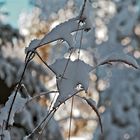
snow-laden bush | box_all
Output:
[0,0,140,140]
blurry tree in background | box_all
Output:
[0,0,140,140]
[92,0,140,140]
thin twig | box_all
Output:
[78,30,84,60]
[26,91,58,104]
[48,92,58,112]
[100,59,139,69]
[74,0,87,42]
[76,95,103,134]
[26,89,84,139]
[37,109,57,140]
[20,84,31,99]
[68,97,74,140]
[58,115,97,122]
[35,51,56,74]
[79,0,87,19]
[5,52,34,129]
[26,108,57,139]
[59,49,73,81]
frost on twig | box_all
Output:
[49,58,93,107]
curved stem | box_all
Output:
[5,52,34,129]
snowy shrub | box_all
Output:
[0,0,140,140]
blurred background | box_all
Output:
[0,0,140,140]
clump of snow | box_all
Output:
[0,92,27,126]
[50,58,93,107]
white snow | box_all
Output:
[0,92,27,126]
[50,58,93,107]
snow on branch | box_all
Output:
[25,1,92,54]
[97,52,140,69]
[0,92,28,127]
[49,58,93,108]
